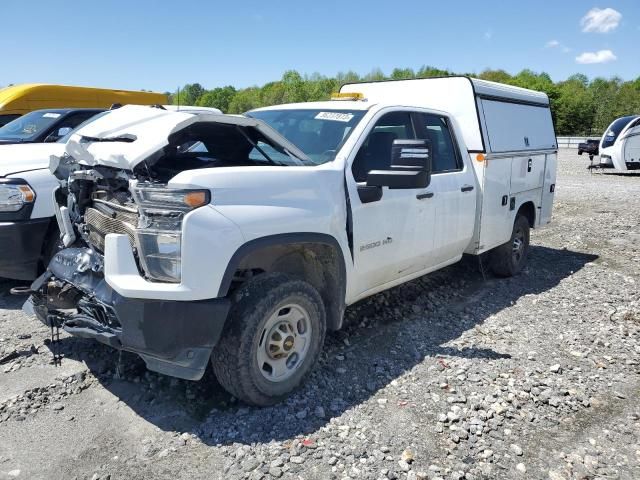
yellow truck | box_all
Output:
[0,84,168,126]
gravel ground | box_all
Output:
[0,149,639,480]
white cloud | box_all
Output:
[581,7,622,33]
[546,39,571,53]
[575,49,617,64]
[484,29,493,40]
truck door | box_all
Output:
[347,110,436,294]
[415,113,476,265]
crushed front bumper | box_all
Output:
[28,247,231,380]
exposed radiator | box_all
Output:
[85,204,137,252]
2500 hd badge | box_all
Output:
[360,237,393,252]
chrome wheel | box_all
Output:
[512,229,525,264]
[257,304,312,382]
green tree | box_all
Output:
[175,83,205,106]
[362,68,386,82]
[478,69,513,84]
[390,68,415,80]
[197,86,237,113]
[227,87,261,114]
[554,78,595,135]
[416,66,452,78]
[281,70,307,103]
[589,77,621,133]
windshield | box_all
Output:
[247,109,366,164]
[0,110,64,141]
[602,116,638,148]
[57,111,109,143]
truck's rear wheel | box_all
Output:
[211,273,326,406]
[490,214,530,277]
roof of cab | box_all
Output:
[250,100,375,112]
[24,108,105,115]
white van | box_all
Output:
[599,115,640,171]
[27,77,557,405]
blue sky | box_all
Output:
[3,0,638,92]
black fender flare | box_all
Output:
[218,233,348,329]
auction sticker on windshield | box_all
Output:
[315,112,354,122]
[42,113,61,118]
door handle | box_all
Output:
[461,185,474,192]
[416,192,434,200]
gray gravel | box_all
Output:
[0,149,639,480]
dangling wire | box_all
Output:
[115,350,123,380]
[478,253,487,282]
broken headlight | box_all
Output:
[132,185,210,283]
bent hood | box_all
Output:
[62,104,310,170]
[0,142,66,177]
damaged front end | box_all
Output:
[25,106,310,380]
[27,130,232,379]
[27,163,230,379]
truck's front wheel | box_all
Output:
[211,273,326,406]
[490,214,530,277]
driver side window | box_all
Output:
[351,111,416,182]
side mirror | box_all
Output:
[366,139,432,189]
[44,127,72,143]
[58,127,72,137]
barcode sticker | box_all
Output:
[315,112,354,122]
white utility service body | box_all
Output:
[598,115,640,171]
[28,78,557,405]
[341,77,557,260]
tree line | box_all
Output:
[173,67,640,137]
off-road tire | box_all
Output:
[211,273,326,406]
[491,214,530,277]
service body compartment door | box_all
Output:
[478,157,512,251]
[510,154,546,194]
[480,99,556,153]
[540,152,557,225]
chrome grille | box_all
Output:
[85,206,137,252]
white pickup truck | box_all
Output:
[26,77,557,406]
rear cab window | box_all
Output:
[417,113,462,173]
